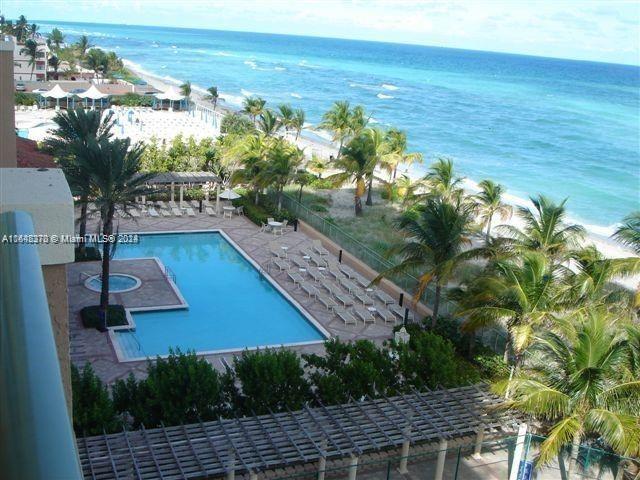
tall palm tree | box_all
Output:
[75,35,93,59]
[325,132,376,216]
[496,308,640,473]
[29,23,39,39]
[86,48,106,80]
[381,128,423,182]
[291,108,305,140]
[423,157,464,201]
[263,140,304,211]
[45,109,115,255]
[257,109,281,136]
[242,96,266,123]
[319,100,353,157]
[74,138,154,331]
[19,40,38,80]
[475,180,512,243]
[278,104,294,133]
[455,252,568,363]
[307,155,327,179]
[206,86,219,110]
[180,81,192,101]
[49,55,60,79]
[613,212,640,254]
[394,174,425,206]
[46,27,65,50]
[364,127,391,206]
[499,195,585,261]
[379,196,480,325]
[14,15,28,42]
[232,134,270,205]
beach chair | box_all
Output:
[306,267,324,283]
[205,206,217,216]
[129,208,141,218]
[317,294,338,311]
[270,246,285,258]
[354,291,374,306]
[335,307,357,325]
[312,240,329,256]
[277,220,288,235]
[172,207,183,217]
[290,256,307,268]
[185,207,196,217]
[390,304,413,322]
[287,271,304,285]
[354,307,375,324]
[354,274,372,289]
[375,306,396,324]
[235,206,245,216]
[338,277,358,294]
[301,282,319,298]
[273,259,289,272]
[160,209,172,217]
[327,264,343,280]
[147,207,160,217]
[374,289,396,305]
[339,264,356,278]
[332,291,354,307]
[310,254,328,268]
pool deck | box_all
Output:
[70,213,405,384]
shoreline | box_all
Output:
[105,61,640,265]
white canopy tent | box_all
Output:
[40,84,71,109]
[154,87,186,110]
[76,85,109,109]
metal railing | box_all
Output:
[0,211,83,479]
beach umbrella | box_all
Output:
[218,188,241,200]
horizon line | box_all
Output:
[30,17,640,69]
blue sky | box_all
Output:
[4,0,639,65]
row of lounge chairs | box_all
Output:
[85,200,243,219]
[272,239,414,326]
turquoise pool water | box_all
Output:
[111,232,325,359]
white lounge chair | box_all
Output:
[332,291,354,307]
[335,307,357,325]
[129,208,141,218]
[312,240,329,256]
[160,209,172,217]
[374,290,396,305]
[390,304,413,321]
[287,271,304,285]
[376,306,396,324]
[354,307,375,324]
[147,207,160,217]
[301,282,319,298]
[172,207,183,217]
[273,259,289,271]
[354,291,374,306]
[339,264,356,278]
[205,206,217,216]
[185,207,196,217]
[317,294,338,311]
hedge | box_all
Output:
[232,194,296,226]
[15,92,39,106]
[110,93,154,107]
[81,305,128,329]
[75,246,101,262]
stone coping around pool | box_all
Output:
[107,229,332,363]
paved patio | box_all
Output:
[70,212,405,384]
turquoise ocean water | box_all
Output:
[38,21,640,234]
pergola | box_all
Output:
[76,85,109,110]
[77,385,522,480]
[154,87,186,111]
[39,84,72,109]
[143,171,223,211]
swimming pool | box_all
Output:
[111,232,327,360]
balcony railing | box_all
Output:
[0,211,82,479]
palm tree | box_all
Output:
[394,174,425,206]
[45,109,115,255]
[423,157,464,201]
[19,40,38,80]
[86,48,106,80]
[307,155,327,178]
[243,96,266,123]
[475,180,512,243]
[349,105,369,137]
[278,104,294,133]
[257,109,281,136]
[379,196,480,325]
[499,195,585,261]
[180,81,192,101]
[325,133,376,216]
[206,86,219,110]
[29,23,39,39]
[49,55,60,79]
[496,308,640,473]
[363,127,391,206]
[291,108,305,140]
[232,134,270,205]
[294,170,316,202]
[75,35,92,59]
[74,138,154,331]
[381,128,423,181]
[263,140,304,211]
[46,27,65,50]
[319,100,353,157]
[455,252,568,363]
[14,15,28,42]
[613,212,640,254]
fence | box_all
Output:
[273,192,508,352]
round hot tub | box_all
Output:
[85,274,141,293]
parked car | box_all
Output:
[15,82,26,92]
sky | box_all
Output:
[3,0,640,65]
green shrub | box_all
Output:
[304,339,399,404]
[110,93,154,107]
[220,112,257,135]
[71,363,118,435]
[232,195,296,226]
[234,349,309,414]
[474,353,509,381]
[309,177,335,189]
[75,246,101,262]
[112,349,233,427]
[309,203,328,213]
[15,92,39,106]
[81,305,128,329]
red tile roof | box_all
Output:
[16,136,57,169]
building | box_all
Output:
[12,35,49,82]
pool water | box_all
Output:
[112,232,325,359]
[87,274,139,293]
[17,128,29,138]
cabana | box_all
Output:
[76,85,109,110]
[39,84,72,110]
[153,86,186,111]
[141,171,222,212]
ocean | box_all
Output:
[37,20,640,235]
